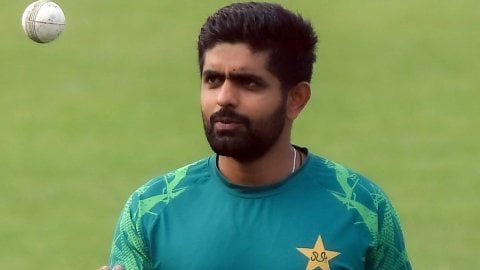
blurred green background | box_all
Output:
[1,0,478,269]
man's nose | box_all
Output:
[216,80,239,108]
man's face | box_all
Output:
[200,43,287,162]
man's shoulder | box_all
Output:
[113,157,213,229]
[132,156,212,200]
[307,152,388,206]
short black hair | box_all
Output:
[198,2,318,90]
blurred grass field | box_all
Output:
[1,0,479,269]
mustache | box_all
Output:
[210,108,250,125]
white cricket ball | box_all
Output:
[21,0,66,43]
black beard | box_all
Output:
[202,103,286,162]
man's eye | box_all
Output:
[240,78,264,90]
[244,80,258,89]
[205,76,223,88]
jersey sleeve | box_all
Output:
[108,192,152,270]
[365,192,412,270]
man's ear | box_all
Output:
[286,82,311,120]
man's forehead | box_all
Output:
[203,43,270,73]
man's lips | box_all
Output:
[213,117,245,131]
[215,122,242,130]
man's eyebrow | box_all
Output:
[228,72,268,86]
[202,70,224,78]
[202,69,268,86]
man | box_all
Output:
[101,2,411,269]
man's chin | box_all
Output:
[209,141,268,162]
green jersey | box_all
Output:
[108,149,411,269]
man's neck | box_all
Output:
[217,142,298,187]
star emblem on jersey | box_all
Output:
[297,235,340,270]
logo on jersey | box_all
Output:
[297,235,340,270]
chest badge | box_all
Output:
[297,235,340,270]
